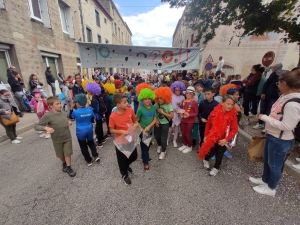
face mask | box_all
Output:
[1,96,10,102]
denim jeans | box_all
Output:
[139,133,150,165]
[262,134,293,189]
[14,91,30,111]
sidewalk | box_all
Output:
[0,113,38,142]
[238,115,300,180]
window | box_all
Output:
[0,47,11,84]
[86,26,92,42]
[105,39,109,44]
[58,1,75,38]
[190,34,194,47]
[95,10,100,26]
[28,0,51,28]
[42,53,59,80]
[121,32,123,42]
[118,27,120,39]
[97,34,101,43]
[59,4,68,33]
[104,18,107,24]
[114,23,117,35]
[28,0,42,21]
[0,0,5,9]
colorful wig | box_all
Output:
[82,79,93,91]
[154,87,172,104]
[86,82,101,96]
[136,82,152,95]
[170,81,186,94]
[220,84,237,97]
[114,79,121,88]
[138,89,155,102]
[103,83,116,94]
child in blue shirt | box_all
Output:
[72,94,100,166]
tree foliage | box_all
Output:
[162,0,300,44]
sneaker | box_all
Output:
[39,133,46,138]
[156,146,162,154]
[12,140,21,144]
[249,112,253,117]
[245,119,250,126]
[97,143,104,148]
[95,157,100,162]
[123,176,131,185]
[209,168,219,176]
[167,140,169,146]
[292,163,300,170]
[45,133,51,139]
[37,131,43,134]
[16,136,23,140]
[144,164,149,170]
[203,160,210,170]
[261,129,266,134]
[62,163,68,172]
[66,168,76,177]
[178,145,187,151]
[296,158,300,162]
[253,185,276,196]
[18,113,24,117]
[224,151,232,159]
[104,134,111,139]
[182,147,192,154]
[173,141,178,148]
[249,177,267,186]
[87,162,93,167]
[159,152,166,160]
[128,167,133,173]
[253,123,264,130]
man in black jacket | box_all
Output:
[45,67,56,96]
[7,67,31,112]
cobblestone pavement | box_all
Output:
[0,125,300,225]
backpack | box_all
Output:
[98,97,107,114]
[279,98,300,142]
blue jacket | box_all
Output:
[71,107,94,141]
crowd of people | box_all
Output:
[1,59,300,196]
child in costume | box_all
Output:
[199,95,238,176]
[168,81,186,148]
[153,87,174,160]
[136,89,157,170]
[33,93,50,139]
[178,86,199,154]
[86,82,106,147]
[72,94,100,166]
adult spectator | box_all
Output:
[182,70,190,81]
[190,71,201,86]
[45,67,56,96]
[57,73,64,92]
[29,74,47,98]
[176,73,183,81]
[230,75,243,89]
[242,64,263,125]
[215,56,224,75]
[220,72,226,85]
[203,75,214,87]
[72,74,85,96]
[211,76,221,95]
[7,68,31,112]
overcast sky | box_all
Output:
[114,0,184,47]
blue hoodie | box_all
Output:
[72,107,94,141]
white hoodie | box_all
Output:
[261,93,300,140]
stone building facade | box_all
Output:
[173,12,299,79]
[0,0,132,96]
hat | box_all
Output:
[270,63,283,69]
[186,86,195,93]
[73,93,87,107]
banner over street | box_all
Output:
[77,42,200,70]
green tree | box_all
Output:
[162,0,300,44]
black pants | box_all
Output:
[205,143,227,169]
[243,93,258,116]
[78,139,98,163]
[95,119,104,143]
[115,147,137,177]
[154,123,169,152]
[199,126,205,147]
[105,112,111,135]
[258,97,278,124]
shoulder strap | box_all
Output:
[279,98,300,139]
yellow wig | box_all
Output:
[82,79,93,91]
[154,87,172,104]
[103,82,116,94]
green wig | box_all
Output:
[138,88,155,102]
[73,93,87,107]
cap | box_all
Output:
[270,63,283,69]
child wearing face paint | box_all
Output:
[199,95,238,177]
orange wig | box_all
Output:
[154,87,172,104]
[136,82,152,95]
[220,84,237,97]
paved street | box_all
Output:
[0,125,300,225]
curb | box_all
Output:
[0,122,36,143]
[238,128,300,181]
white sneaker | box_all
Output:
[37,131,43,134]
[203,160,210,170]
[12,140,21,144]
[87,162,93,167]
[296,158,300,162]
[249,112,253,117]
[253,123,264,129]
[159,152,166,160]
[16,136,23,140]
[253,185,276,196]
[167,140,169,146]
[245,119,250,125]
[178,145,187,151]
[39,133,46,138]
[209,168,219,176]
[182,147,192,154]
[45,133,51,139]
[292,163,300,170]
[249,177,267,186]
[156,146,162,154]
[173,141,178,148]
[261,129,266,134]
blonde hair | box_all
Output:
[47,96,61,106]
